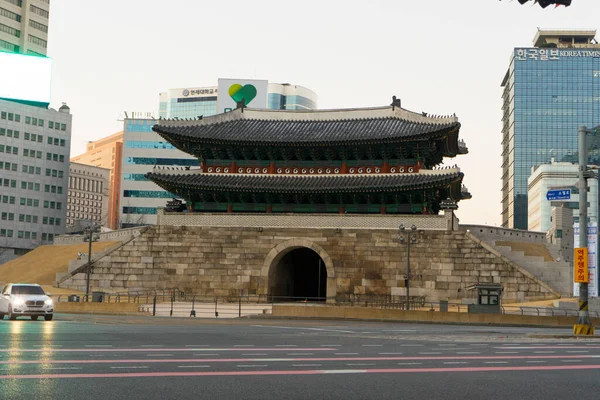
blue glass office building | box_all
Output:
[501,30,600,229]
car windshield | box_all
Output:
[11,286,45,295]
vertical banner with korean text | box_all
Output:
[573,223,598,297]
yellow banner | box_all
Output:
[574,247,589,283]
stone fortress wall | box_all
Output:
[58,221,559,303]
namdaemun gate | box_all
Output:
[147,99,471,214]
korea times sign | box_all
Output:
[574,223,598,297]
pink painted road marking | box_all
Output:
[0,347,336,353]
[1,364,600,380]
[1,355,599,365]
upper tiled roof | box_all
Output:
[152,106,461,145]
[146,169,466,195]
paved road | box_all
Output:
[0,314,599,399]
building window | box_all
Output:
[0,22,20,38]
[0,7,21,23]
[0,39,19,52]
[29,4,49,19]
[29,19,48,34]
[28,34,47,48]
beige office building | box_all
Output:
[0,0,50,56]
[71,131,123,229]
[67,162,109,230]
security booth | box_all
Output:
[466,283,503,314]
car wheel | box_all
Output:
[31,316,38,321]
[7,305,16,321]
[44,315,53,321]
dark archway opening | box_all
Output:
[269,248,327,302]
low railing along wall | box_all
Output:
[461,224,547,244]
[54,226,146,245]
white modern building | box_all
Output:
[0,99,72,263]
[158,81,318,119]
[66,162,109,231]
[528,160,598,232]
[0,0,50,56]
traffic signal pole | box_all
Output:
[574,125,594,335]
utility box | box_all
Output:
[439,300,449,312]
[466,283,503,314]
[68,295,80,302]
[92,291,105,303]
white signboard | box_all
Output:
[0,52,52,104]
[515,48,600,62]
[216,78,268,114]
[574,223,598,297]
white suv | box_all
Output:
[0,284,54,321]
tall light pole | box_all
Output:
[398,224,417,311]
[83,224,100,301]
[574,125,599,335]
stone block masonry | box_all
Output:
[59,225,560,302]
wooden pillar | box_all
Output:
[227,204,233,213]
[230,161,237,173]
[380,205,386,214]
[341,161,348,174]
[339,205,345,214]
[200,161,206,171]
[268,161,276,174]
[266,204,272,213]
[382,161,390,173]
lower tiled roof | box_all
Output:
[146,171,465,195]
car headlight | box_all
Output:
[13,298,25,307]
[45,299,53,306]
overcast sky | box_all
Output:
[45,0,600,226]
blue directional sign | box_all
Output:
[546,189,571,201]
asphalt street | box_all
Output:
[0,314,599,399]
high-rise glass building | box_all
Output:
[0,0,50,56]
[159,82,317,119]
[501,29,600,229]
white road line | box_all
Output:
[401,344,423,347]
[456,352,480,354]
[526,361,546,364]
[484,361,509,364]
[335,353,358,355]
[346,363,376,366]
[177,365,211,368]
[242,353,267,356]
[146,354,172,357]
[561,360,583,363]
[292,364,322,367]
[236,365,268,368]
[250,325,354,333]
[362,345,383,347]
[111,366,149,369]
[397,362,422,366]
[88,355,105,357]
[567,351,589,353]
[379,353,403,355]
[443,362,469,365]
[419,352,442,355]
[287,353,313,356]
[193,354,220,356]
[534,351,555,354]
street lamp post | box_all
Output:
[398,224,417,311]
[574,125,599,336]
[83,224,100,301]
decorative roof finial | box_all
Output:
[391,96,401,110]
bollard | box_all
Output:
[152,296,157,316]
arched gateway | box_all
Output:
[261,239,336,302]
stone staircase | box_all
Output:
[490,241,571,296]
[139,302,272,318]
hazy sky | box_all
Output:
[45,0,600,226]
